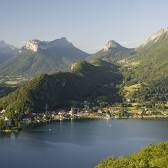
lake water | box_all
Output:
[0,119,168,168]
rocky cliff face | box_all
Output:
[0,37,88,76]
[103,40,120,51]
[23,40,42,52]
[23,37,74,52]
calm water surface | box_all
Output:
[0,119,168,168]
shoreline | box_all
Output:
[1,115,168,134]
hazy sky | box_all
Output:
[0,0,168,53]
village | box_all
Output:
[1,102,168,133]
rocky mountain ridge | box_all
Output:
[22,37,73,52]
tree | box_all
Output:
[0,118,5,130]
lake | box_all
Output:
[0,119,168,168]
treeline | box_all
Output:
[95,141,168,168]
[131,78,168,103]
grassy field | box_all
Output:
[123,83,141,98]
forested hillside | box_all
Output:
[95,141,168,168]
[0,60,122,117]
[117,28,168,103]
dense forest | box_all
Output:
[0,60,122,118]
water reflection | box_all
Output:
[10,132,16,142]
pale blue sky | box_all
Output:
[0,0,168,53]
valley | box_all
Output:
[1,28,168,132]
[1,1,168,168]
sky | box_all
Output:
[0,0,168,53]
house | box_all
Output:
[4,116,12,126]
[21,113,36,124]
[105,112,111,119]
[22,118,32,124]
[97,109,103,114]
[69,107,79,115]
[0,109,5,114]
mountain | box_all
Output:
[140,28,168,48]
[128,27,168,82]
[0,41,18,64]
[1,28,168,105]
[0,37,89,77]
[120,28,168,102]
[88,40,135,62]
[0,60,122,115]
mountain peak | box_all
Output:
[142,27,168,46]
[60,37,67,40]
[0,40,17,51]
[0,40,12,49]
[23,37,73,52]
[103,40,120,51]
[50,37,73,48]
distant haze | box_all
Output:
[0,0,168,53]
